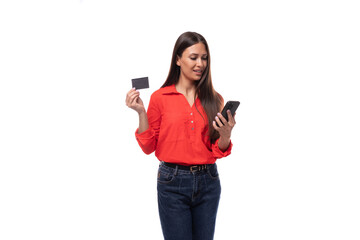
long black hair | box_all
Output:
[161,32,222,143]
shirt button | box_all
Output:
[191,121,194,123]
[191,128,194,130]
[190,113,193,115]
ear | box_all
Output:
[176,55,181,67]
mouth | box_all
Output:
[193,69,203,76]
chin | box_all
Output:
[193,75,202,81]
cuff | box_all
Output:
[135,128,156,155]
[212,138,233,158]
[135,127,153,140]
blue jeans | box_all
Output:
[157,162,221,240]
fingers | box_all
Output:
[126,94,136,107]
[212,120,221,131]
[214,114,224,128]
[126,88,140,107]
[227,110,236,125]
[213,110,236,130]
[216,112,228,126]
[126,88,137,99]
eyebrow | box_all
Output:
[189,53,208,56]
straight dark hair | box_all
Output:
[161,32,222,143]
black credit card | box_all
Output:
[131,77,149,90]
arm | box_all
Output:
[126,88,148,130]
[138,110,149,134]
[218,135,231,152]
[126,88,161,154]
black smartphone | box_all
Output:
[216,101,240,126]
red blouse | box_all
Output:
[135,85,232,166]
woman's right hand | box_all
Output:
[126,88,145,114]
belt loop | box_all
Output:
[174,165,178,176]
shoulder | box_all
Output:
[151,85,177,99]
[149,85,176,107]
[150,88,162,99]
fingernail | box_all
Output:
[215,116,218,120]
[217,113,221,116]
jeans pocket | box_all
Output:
[207,164,219,180]
[157,169,175,184]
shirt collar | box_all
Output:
[160,84,180,95]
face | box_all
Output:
[176,42,208,82]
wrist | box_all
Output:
[219,136,230,144]
[137,108,146,115]
[220,132,231,140]
[218,136,231,151]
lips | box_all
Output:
[194,69,203,76]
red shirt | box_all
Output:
[135,85,232,166]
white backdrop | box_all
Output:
[1,0,359,239]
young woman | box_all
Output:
[126,31,236,240]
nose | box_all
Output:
[196,58,205,67]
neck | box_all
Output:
[176,76,197,96]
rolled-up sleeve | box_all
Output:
[135,128,157,154]
[212,138,233,159]
[134,93,161,155]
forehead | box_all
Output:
[183,42,207,55]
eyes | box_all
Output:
[190,56,208,61]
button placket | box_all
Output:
[189,111,195,142]
[190,112,194,130]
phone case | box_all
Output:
[216,101,240,127]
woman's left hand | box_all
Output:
[213,110,236,139]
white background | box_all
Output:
[1,0,359,239]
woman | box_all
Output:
[126,32,236,240]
